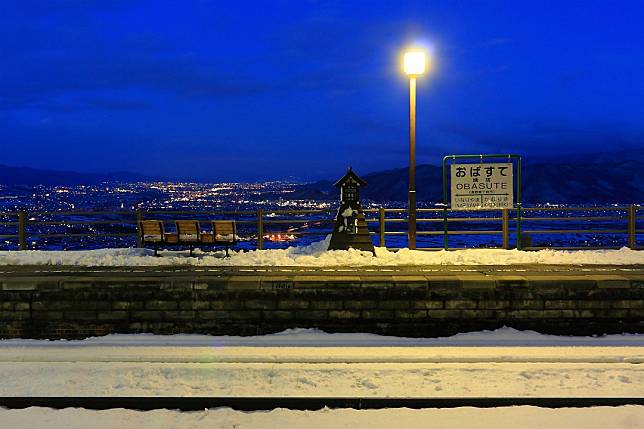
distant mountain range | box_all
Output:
[2,149,643,203]
[0,164,155,186]
[291,159,644,204]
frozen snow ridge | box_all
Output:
[1,236,642,267]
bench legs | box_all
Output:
[146,243,233,258]
[142,243,160,257]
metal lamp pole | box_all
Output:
[408,75,417,249]
[403,50,426,250]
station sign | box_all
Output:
[450,163,513,209]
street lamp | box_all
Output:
[403,50,428,250]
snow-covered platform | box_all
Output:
[1,240,643,267]
[1,262,643,291]
[1,236,642,338]
[2,261,643,295]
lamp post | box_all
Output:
[403,50,427,250]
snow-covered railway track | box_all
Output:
[1,396,644,411]
[1,343,642,398]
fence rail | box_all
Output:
[0,205,641,251]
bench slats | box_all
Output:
[176,220,200,235]
[140,219,237,256]
[140,220,163,235]
[212,221,236,241]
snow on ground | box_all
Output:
[1,237,643,266]
[2,360,642,397]
[1,405,643,429]
[2,326,644,347]
[1,328,642,397]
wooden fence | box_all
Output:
[0,205,641,251]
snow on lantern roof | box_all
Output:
[333,167,368,188]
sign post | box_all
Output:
[442,155,522,250]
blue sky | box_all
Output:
[1,0,643,181]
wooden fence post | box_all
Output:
[443,207,449,250]
[135,209,143,248]
[502,208,510,249]
[257,209,264,250]
[628,204,637,249]
[378,207,385,247]
[18,210,27,250]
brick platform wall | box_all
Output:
[1,274,643,339]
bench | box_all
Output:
[139,220,237,256]
[201,220,238,256]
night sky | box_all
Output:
[2,1,643,181]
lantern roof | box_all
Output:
[334,167,368,188]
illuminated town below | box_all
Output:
[0,182,635,251]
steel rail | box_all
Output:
[0,396,641,411]
[522,206,626,211]
[36,211,134,216]
[522,229,628,234]
[30,233,138,238]
[28,220,137,225]
[417,230,503,235]
[262,219,334,224]
[521,216,625,221]
[144,210,256,215]
[524,246,625,250]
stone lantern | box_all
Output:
[328,168,375,254]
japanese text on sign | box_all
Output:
[450,163,513,209]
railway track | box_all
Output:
[1,397,643,411]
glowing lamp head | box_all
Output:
[403,51,427,76]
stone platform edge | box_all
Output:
[1,268,643,338]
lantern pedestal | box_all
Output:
[328,168,375,254]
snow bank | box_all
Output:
[2,406,643,429]
[2,327,644,348]
[1,237,642,266]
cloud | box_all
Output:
[482,37,513,46]
[0,4,286,112]
[81,97,151,111]
[432,119,644,155]
[559,72,578,83]
[0,3,409,112]
[0,47,282,112]
[5,0,131,17]
[339,115,401,135]
[269,13,413,92]
[0,92,153,113]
